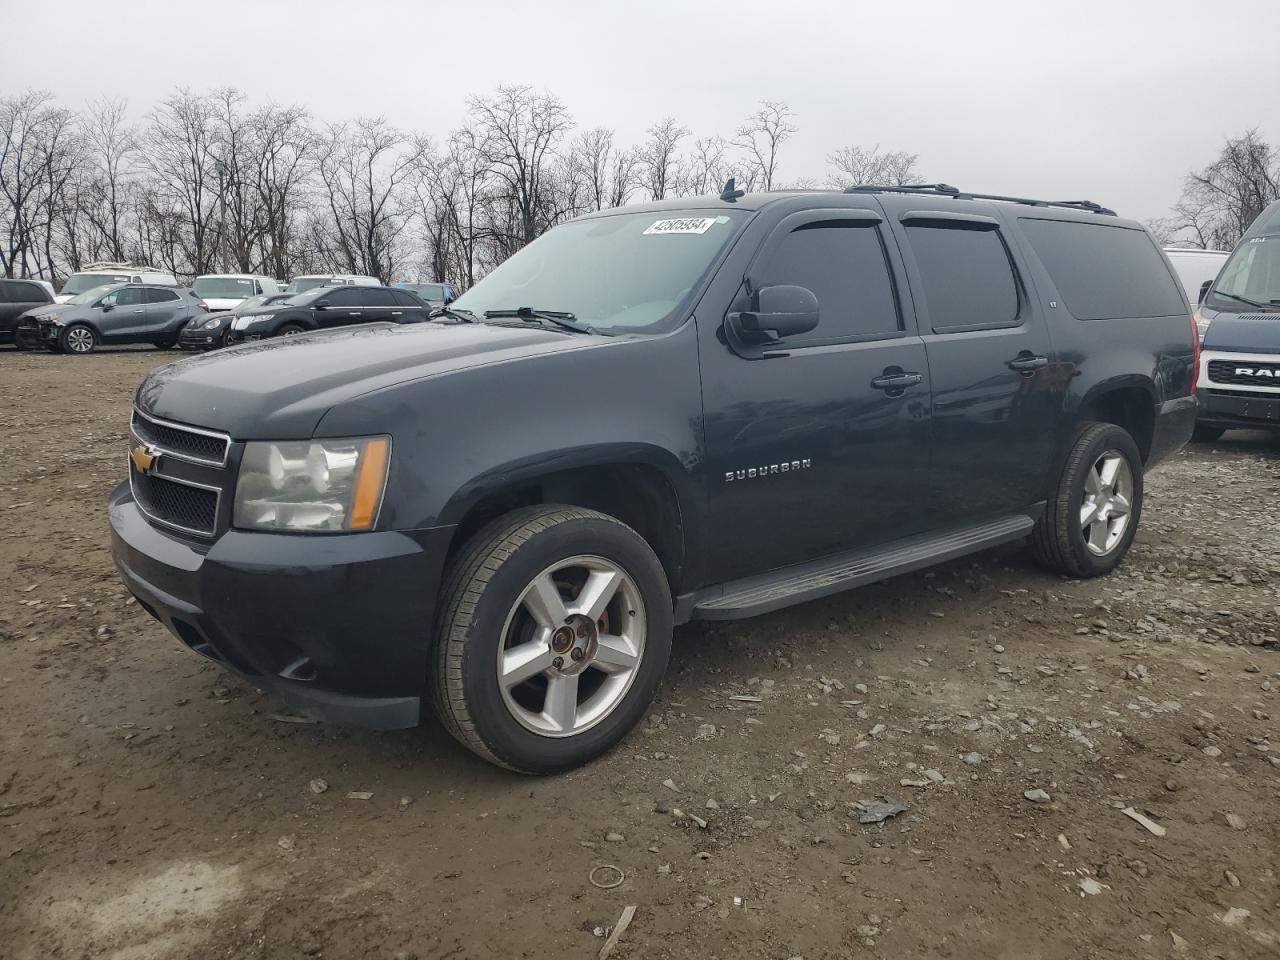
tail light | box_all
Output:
[1188,313,1200,395]
[197,300,210,312]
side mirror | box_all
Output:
[100,303,114,312]
[443,288,457,305]
[1198,280,1211,305]
[728,284,820,343]
[314,299,330,310]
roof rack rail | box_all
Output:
[843,183,1116,217]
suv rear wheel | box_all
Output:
[1031,422,1143,578]
[434,506,672,773]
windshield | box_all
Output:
[1166,252,1228,302]
[194,276,256,299]
[452,209,748,333]
[1207,236,1280,312]
[231,294,272,312]
[285,276,333,294]
[67,284,119,305]
[403,283,445,301]
[62,273,130,295]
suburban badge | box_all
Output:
[725,459,812,482]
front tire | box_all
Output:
[278,323,305,337]
[433,506,673,774]
[1031,422,1143,578]
[59,323,98,354]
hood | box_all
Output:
[134,321,606,439]
[1201,312,1280,354]
[202,297,245,310]
[22,303,67,319]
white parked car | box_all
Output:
[56,262,177,303]
[1164,248,1230,305]
[191,274,283,312]
[284,274,380,295]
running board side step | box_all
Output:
[684,514,1035,621]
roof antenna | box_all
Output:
[720,177,745,202]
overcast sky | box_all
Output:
[6,0,1279,225]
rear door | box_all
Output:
[142,287,185,336]
[702,201,935,581]
[391,288,429,321]
[363,287,401,323]
[882,198,1063,520]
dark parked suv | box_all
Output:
[109,184,1198,773]
[18,282,207,353]
[0,278,54,345]
[224,284,431,343]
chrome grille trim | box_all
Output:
[131,408,231,467]
[128,461,222,538]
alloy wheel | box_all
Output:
[1080,450,1133,556]
[496,555,646,737]
[66,327,95,353]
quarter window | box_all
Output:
[905,223,1020,332]
[757,221,901,344]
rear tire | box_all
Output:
[1030,422,1143,578]
[433,505,673,774]
[278,323,305,337]
[59,323,98,355]
[1191,424,1224,443]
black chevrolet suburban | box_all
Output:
[109,184,1199,773]
[1191,198,1280,440]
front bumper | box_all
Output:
[1198,388,1280,430]
[108,482,454,729]
[178,329,226,350]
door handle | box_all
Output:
[871,372,923,391]
[1008,354,1048,374]
[390,311,403,316]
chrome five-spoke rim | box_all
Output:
[66,327,94,352]
[497,555,646,737]
[1081,450,1133,556]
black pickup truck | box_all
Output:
[109,184,1198,773]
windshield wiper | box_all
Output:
[432,306,480,323]
[483,307,598,335]
[1212,290,1275,310]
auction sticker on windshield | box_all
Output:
[643,217,719,236]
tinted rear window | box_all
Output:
[1019,219,1186,320]
[904,224,1020,331]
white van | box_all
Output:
[1163,248,1230,304]
[192,274,283,312]
[284,274,380,295]
[56,262,178,303]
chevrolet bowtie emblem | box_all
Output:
[131,444,159,474]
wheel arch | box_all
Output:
[439,444,695,595]
[1076,376,1157,463]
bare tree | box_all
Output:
[248,103,315,281]
[566,127,619,212]
[686,136,729,197]
[639,118,689,201]
[1171,130,1280,249]
[734,101,796,192]
[0,91,78,277]
[466,86,573,250]
[142,90,222,276]
[826,145,923,188]
[80,96,137,264]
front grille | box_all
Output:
[132,409,229,465]
[129,409,231,538]
[1207,387,1275,399]
[1207,359,1280,387]
[131,467,219,536]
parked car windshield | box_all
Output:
[402,283,445,301]
[62,273,131,295]
[285,277,333,294]
[194,276,257,299]
[452,209,748,334]
[66,284,119,305]
[1206,236,1280,312]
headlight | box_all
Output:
[1193,310,1210,342]
[201,316,224,329]
[233,436,391,533]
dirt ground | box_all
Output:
[1,346,1277,960]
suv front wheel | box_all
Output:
[1031,421,1144,578]
[433,506,673,773]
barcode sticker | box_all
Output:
[643,217,718,236]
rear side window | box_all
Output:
[144,288,180,303]
[323,287,363,306]
[5,280,46,302]
[757,221,901,344]
[1019,219,1187,320]
[904,224,1020,332]
[364,288,397,307]
[392,290,421,307]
